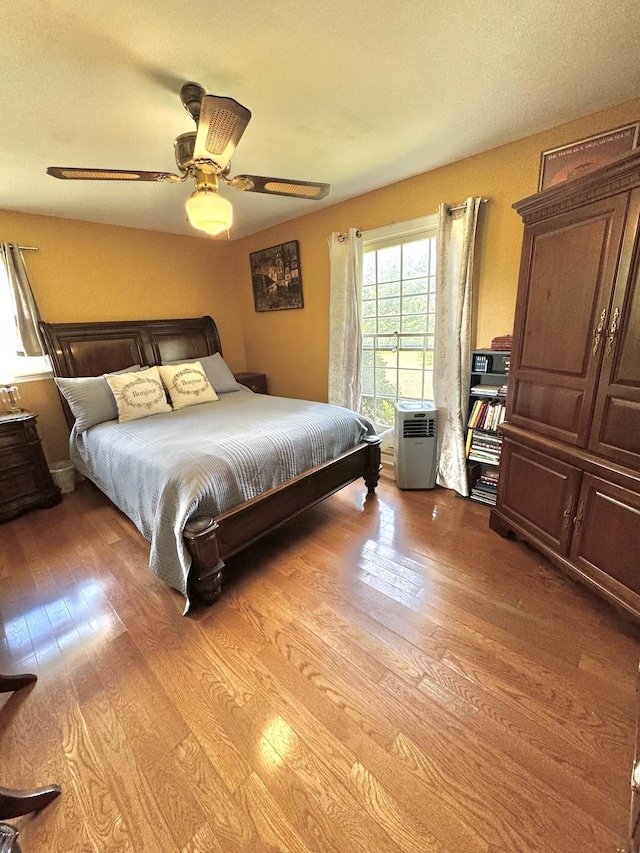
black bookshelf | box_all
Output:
[465,349,510,506]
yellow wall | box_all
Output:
[231,97,640,403]
[2,97,639,460]
[0,209,246,461]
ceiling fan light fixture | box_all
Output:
[185,186,233,236]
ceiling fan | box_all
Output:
[47,82,330,236]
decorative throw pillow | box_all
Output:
[105,366,173,423]
[163,353,241,394]
[55,365,142,433]
[158,361,219,410]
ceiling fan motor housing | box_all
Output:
[180,82,206,122]
[174,132,197,171]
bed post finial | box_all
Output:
[184,517,224,605]
[363,435,382,492]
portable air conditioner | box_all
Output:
[394,401,438,489]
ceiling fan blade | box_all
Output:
[192,95,251,171]
[47,167,181,183]
[229,175,330,200]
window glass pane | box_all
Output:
[402,294,428,316]
[401,314,427,334]
[378,297,400,316]
[377,246,401,283]
[380,368,398,394]
[361,395,376,422]
[398,348,424,370]
[363,317,377,335]
[423,372,435,399]
[402,239,429,278]
[403,276,428,296]
[362,364,374,395]
[363,252,376,285]
[429,240,437,276]
[377,280,400,300]
[401,336,425,350]
[378,316,399,334]
[398,369,424,398]
[375,398,396,428]
[376,336,396,351]
[362,300,376,318]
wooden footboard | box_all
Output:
[183,435,381,606]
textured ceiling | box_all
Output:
[3,0,640,239]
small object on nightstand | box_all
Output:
[0,412,61,522]
[234,372,268,394]
[0,373,21,414]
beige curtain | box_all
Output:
[434,198,482,495]
[327,229,363,410]
[1,243,45,357]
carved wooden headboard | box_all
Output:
[39,315,224,428]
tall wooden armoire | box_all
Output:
[490,148,640,621]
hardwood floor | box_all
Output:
[0,476,638,852]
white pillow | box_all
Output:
[105,366,172,423]
[158,361,219,410]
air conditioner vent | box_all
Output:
[402,418,436,439]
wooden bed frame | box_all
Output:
[39,316,381,606]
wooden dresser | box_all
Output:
[490,149,640,620]
[0,412,61,522]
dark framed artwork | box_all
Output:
[538,122,639,191]
[249,240,304,312]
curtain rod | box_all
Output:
[18,245,39,251]
[448,198,489,215]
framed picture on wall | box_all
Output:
[538,122,639,191]
[249,240,304,312]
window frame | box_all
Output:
[361,214,438,430]
[0,252,52,382]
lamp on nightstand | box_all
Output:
[0,372,21,414]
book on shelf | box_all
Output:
[470,487,498,506]
[470,384,504,396]
[467,399,506,432]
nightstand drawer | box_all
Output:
[234,372,268,394]
[0,411,61,521]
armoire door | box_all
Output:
[569,473,640,600]
[589,189,640,470]
[508,194,628,447]
[496,438,581,554]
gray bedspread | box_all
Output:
[70,389,374,606]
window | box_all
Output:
[0,250,51,380]
[361,214,438,428]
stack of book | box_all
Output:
[470,468,499,505]
[466,430,502,465]
[467,398,506,431]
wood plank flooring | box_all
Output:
[0,476,638,852]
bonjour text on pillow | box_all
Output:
[158,361,219,410]
[105,366,173,423]
[163,352,241,394]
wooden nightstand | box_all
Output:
[234,372,268,394]
[0,412,61,522]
